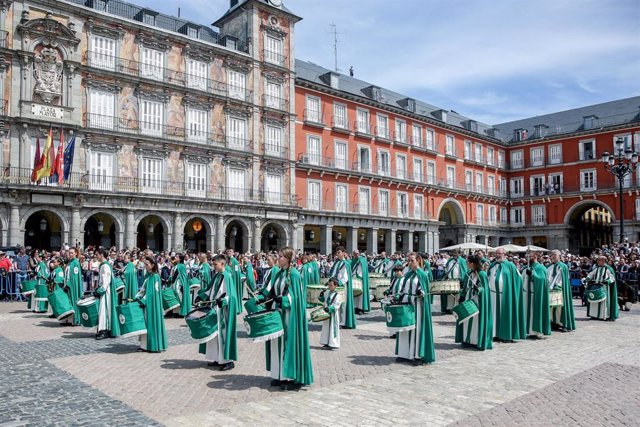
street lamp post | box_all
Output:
[601,137,638,243]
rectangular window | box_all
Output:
[487,175,495,195]
[398,193,408,218]
[187,108,208,143]
[580,169,597,191]
[488,206,497,224]
[376,115,389,139]
[141,157,162,194]
[265,81,282,109]
[465,170,473,191]
[476,204,484,225]
[90,35,116,71]
[186,162,206,198]
[227,168,245,201]
[500,207,508,224]
[356,109,370,133]
[614,134,633,152]
[498,150,505,168]
[511,150,524,169]
[510,177,524,197]
[499,177,507,197]
[427,162,435,185]
[530,175,545,196]
[414,195,423,219]
[530,147,544,167]
[413,158,423,181]
[226,116,247,148]
[358,187,371,215]
[464,141,472,159]
[89,151,114,191]
[264,34,283,66]
[227,70,246,101]
[426,129,435,150]
[307,181,321,210]
[88,89,115,129]
[335,184,348,213]
[579,139,595,161]
[511,207,524,225]
[396,120,407,143]
[378,151,390,176]
[475,172,483,192]
[549,173,563,194]
[307,136,321,165]
[447,166,455,187]
[474,144,482,162]
[265,173,281,204]
[187,58,207,91]
[265,125,282,156]
[335,141,347,169]
[140,99,163,137]
[487,147,494,166]
[446,135,455,155]
[333,103,347,129]
[532,205,546,225]
[358,147,371,173]
[549,144,562,164]
[140,47,163,81]
[636,198,640,220]
[306,96,322,123]
[396,155,406,179]
[412,125,422,146]
[379,190,389,216]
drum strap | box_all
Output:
[444,259,458,278]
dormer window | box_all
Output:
[514,128,528,142]
[533,124,548,139]
[399,98,416,112]
[135,8,159,26]
[180,23,200,39]
[467,120,478,133]
[433,109,447,123]
[91,0,108,12]
[583,115,597,130]
[365,85,382,102]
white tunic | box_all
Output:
[546,263,566,326]
[97,263,112,332]
[584,266,615,320]
[331,262,350,327]
[396,271,423,361]
[488,262,505,338]
[205,275,232,363]
[265,272,292,381]
[320,290,342,348]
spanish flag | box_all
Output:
[51,129,64,185]
[35,128,54,181]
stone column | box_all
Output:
[407,230,414,253]
[216,215,225,252]
[253,220,262,253]
[294,223,304,253]
[417,231,427,253]
[387,229,397,254]
[346,226,358,253]
[320,225,333,255]
[70,208,81,248]
[173,212,183,252]
[366,228,378,254]
[8,204,21,247]
[125,210,135,250]
[433,231,440,253]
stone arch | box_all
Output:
[223,216,251,237]
[565,200,615,255]
[436,198,466,225]
[0,214,7,246]
[260,220,289,251]
[224,217,252,253]
[135,212,173,252]
[134,212,173,236]
[563,200,615,224]
[20,206,69,233]
[20,206,69,250]
[183,215,215,253]
[80,210,124,249]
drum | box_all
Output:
[310,306,330,322]
[77,296,99,328]
[189,277,201,291]
[369,275,389,288]
[114,277,125,294]
[371,285,388,302]
[369,273,385,279]
[244,298,265,315]
[320,277,330,286]
[452,300,479,324]
[20,279,37,295]
[47,287,75,321]
[185,307,218,344]
[243,310,284,343]
[383,303,416,333]
[549,290,564,307]
[586,284,607,303]
[307,284,326,307]
[430,280,460,295]
[34,283,49,302]
[352,278,363,297]
[162,287,181,314]
[116,302,147,339]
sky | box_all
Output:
[131,0,639,125]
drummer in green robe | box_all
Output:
[583,255,619,321]
[455,254,492,350]
[135,256,168,352]
[170,254,190,317]
[522,252,551,338]
[225,249,243,311]
[546,250,576,331]
[352,250,371,314]
[299,254,314,294]
[33,252,49,313]
[310,254,321,285]
[442,250,468,314]
[198,253,213,296]
[330,247,356,329]
[487,248,526,342]
[394,253,435,365]
[202,254,238,371]
[63,248,84,326]
[93,248,120,340]
[123,253,139,301]
[241,255,256,298]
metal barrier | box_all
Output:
[0,271,23,301]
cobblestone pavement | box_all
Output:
[0,300,638,426]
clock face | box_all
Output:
[269,0,282,6]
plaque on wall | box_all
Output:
[31,193,64,205]
[31,103,65,119]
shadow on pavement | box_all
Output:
[99,343,140,354]
[353,333,389,341]
[207,374,275,391]
[61,331,96,339]
[348,355,396,366]
[36,320,66,328]
[161,358,208,370]
[435,342,464,351]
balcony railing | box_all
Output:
[264,143,288,158]
[394,130,408,144]
[86,52,252,102]
[375,126,391,141]
[330,116,351,133]
[263,49,286,67]
[0,99,8,116]
[0,30,7,48]
[1,168,298,206]
[303,109,324,126]
[354,121,373,137]
[262,94,288,111]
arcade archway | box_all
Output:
[24,210,64,251]
[184,217,209,252]
[225,219,249,253]
[84,213,117,249]
[438,199,465,248]
[261,222,287,252]
[566,202,614,255]
[137,215,166,251]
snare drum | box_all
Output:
[452,300,479,324]
[34,283,49,302]
[77,296,99,328]
[162,287,181,314]
[310,306,330,322]
[189,277,201,291]
[369,276,389,288]
[243,310,284,343]
[307,285,326,307]
[430,280,460,295]
[185,307,218,344]
[47,287,75,321]
[549,290,564,307]
[586,284,607,303]
[371,285,388,302]
[352,278,363,297]
[116,302,147,338]
[20,279,37,295]
[383,303,416,333]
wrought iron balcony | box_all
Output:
[0,30,7,48]
[262,49,286,68]
[262,94,289,111]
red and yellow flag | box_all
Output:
[35,128,54,181]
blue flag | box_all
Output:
[62,135,76,181]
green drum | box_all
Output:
[162,287,181,314]
[116,302,147,338]
[452,300,479,324]
[47,287,75,321]
[244,298,265,315]
[20,279,37,295]
[383,303,416,333]
[114,277,125,294]
[310,306,330,322]
[243,310,284,343]
[34,284,49,302]
[307,284,326,307]
[189,277,201,291]
[77,296,99,328]
[185,307,218,344]
[587,285,607,303]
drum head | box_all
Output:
[186,307,212,320]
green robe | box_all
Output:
[455,270,493,350]
[310,260,321,285]
[354,255,371,312]
[97,261,120,337]
[244,261,256,293]
[52,266,65,287]
[442,256,468,312]
[586,265,619,321]
[33,261,49,312]
[228,257,243,311]
[172,263,191,316]
[331,259,356,329]
[124,262,138,300]
[65,258,83,325]
[547,262,576,331]
[300,262,314,294]
[488,260,526,341]
[199,270,238,360]
[523,262,551,336]
[199,262,213,296]
[137,273,168,352]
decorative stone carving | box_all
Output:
[85,18,124,40]
[261,116,287,126]
[222,155,251,168]
[224,105,252,118]
[134,145,169,158]
[135,86,169,102]
[33,47,63,104]
[85,78,118,92]
[223,57,251,74]
[181,151,213,163]
[263,163,285,174]
[262,71,286,84]
[135,32,171,51]
[17,15,80,49]
[183,44,213,63]
[182,95,212,111]
[82,139,122,153]
[260,23,287,39]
